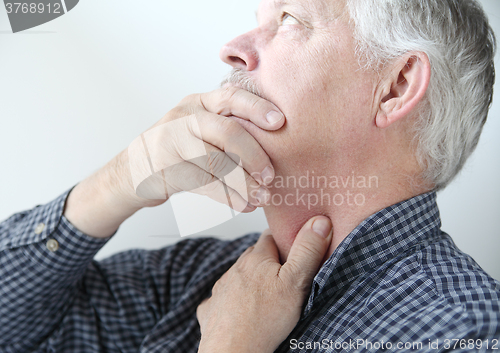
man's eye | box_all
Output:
[281,13,300,26]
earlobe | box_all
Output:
[375,53,431,129]
[375,109,390,129]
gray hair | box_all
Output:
[346,0,496,190]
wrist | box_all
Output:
[63,151,144,239]
[116,148,169,209]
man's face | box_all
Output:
[220,0,377,178]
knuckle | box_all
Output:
[296,238,324,259]
[249,96,263,112]
[244,245,255,255]
[213,274,227,291]
[196,305,203,320]
[283,263,310,291]
[235,248,254,268]
[180,93,199,104]
[220,86,239,103]
[207,152,231,176]
[197,299,207,311]
[217,116,242,137]
[216,86,239,114]
[234,259,250,277]
[235,246,254,265]
[225,187,242,204]
[166,104,195,123]
[169,105,186,117]
[212,278,221,291]
[197,173,219,193]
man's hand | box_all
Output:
[125,88,283,210]
[64,87,284,238]
[196,216,333,353]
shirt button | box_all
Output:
[34,223,45,234]
[46,239,59,252]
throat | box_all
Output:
[262,185,370,262]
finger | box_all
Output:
[231,230,281,273]
[248,229,281,263]
[199,87,285,131]
[232,231,282,276]
[179,143,271,207]
[194,111,275,186]
[138,115,270,203]
[165,161,257,213]
[240,244,256,258]
[280,216,333,291]
[196,298,209,325]
[231,245,257,267]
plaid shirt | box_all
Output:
[0,188,499,352]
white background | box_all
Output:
[0,0,498,280]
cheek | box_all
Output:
[252,33,374,159]
[260,47,316,102]
[260,56,339,144]
[260,40,342,118]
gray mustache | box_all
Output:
[220,69,264,98]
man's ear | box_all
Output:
[375,52,431,129]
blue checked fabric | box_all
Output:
[0,188,499,352]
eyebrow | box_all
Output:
[273,0,289,7]
[255,0,313,23]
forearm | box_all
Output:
[64,149,147,239]
[0,190,109,350]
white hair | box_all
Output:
[346,0,496,190]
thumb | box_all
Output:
[280,216,333,292]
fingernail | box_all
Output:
[255,186,270,205]
[243,203,257,213]
[312,218,332,238]
[260,166,274,185]
[266,111,283,125]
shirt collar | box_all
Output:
[303,191,442,316]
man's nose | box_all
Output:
[219,32,259,71]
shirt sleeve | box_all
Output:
[40,233,260,352]
[0,187,260,353]
[0,187,111,352]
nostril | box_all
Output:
[228,56,247,67]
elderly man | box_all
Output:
[1,0,499,352]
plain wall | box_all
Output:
[0,0,498,280]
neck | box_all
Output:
[263,168,430,263]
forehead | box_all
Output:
[257,0,347,21]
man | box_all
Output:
[1,0,499,352]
